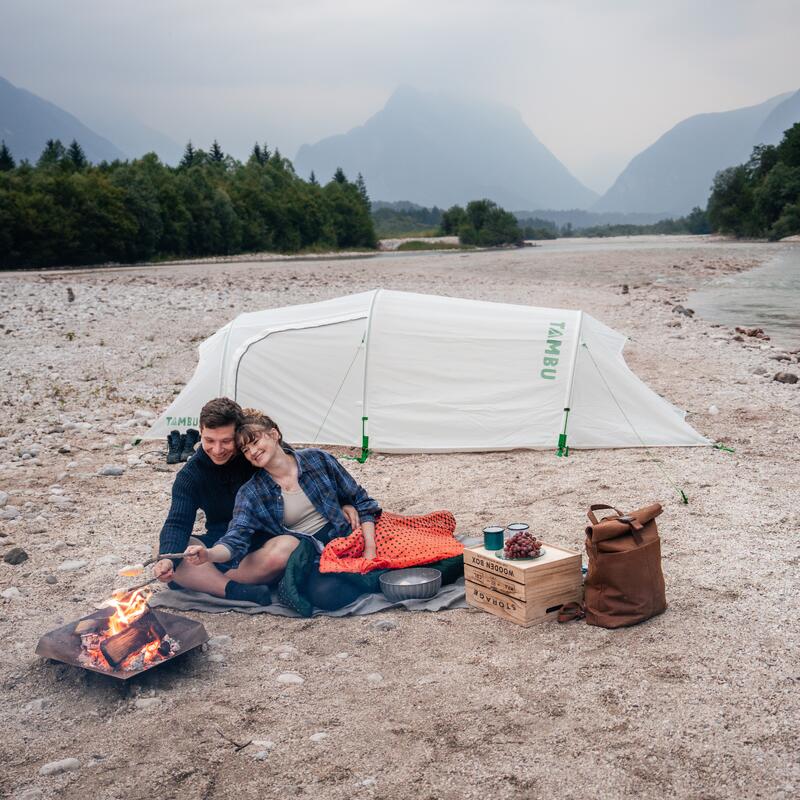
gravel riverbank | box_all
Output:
[1,236,798,800]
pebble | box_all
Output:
[276,672,304,685]
[252,750,269,761]
[58,444,72,454]
[0,490,7,508]
[773,372,798,384]
[98,465,125,476]
[752,366,768,375]
[23,697,50,713]
[360,777,378,787]
[134,409,156,420]
[708,405,720,415]
[134,697,161,710]
[58,559,88,572]
[252,738,275,749]
[366,672,384,684]
[38,757,81,776]
[336,652,350,659]
[371,619,398,632]
[1,587,23,599]
[96,554,121,565]
[14,787,43,800]
[3,546,28,565]
[45,575,58,584]
[309,732,328,742]
[0,506,20,520]
[278,651,295,660]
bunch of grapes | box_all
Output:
[504,531,542,559]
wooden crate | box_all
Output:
[464,541,582,627]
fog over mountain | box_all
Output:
[595,90,799,216]
[295,87,597,210]
[0,76,125,163]
[0,76,182,164]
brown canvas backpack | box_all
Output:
[581,503,667,628]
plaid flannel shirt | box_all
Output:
[215,448,380,562]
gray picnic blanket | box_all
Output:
[150,576,467,617]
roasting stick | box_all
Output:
[117,552,189,578]
[112,576,160,599]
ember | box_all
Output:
[79,588,180,673]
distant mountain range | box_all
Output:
[0,76,181,164]
[295,86,598,211]
[0,76,125,163]
[594,90,800,216]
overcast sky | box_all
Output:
[3,0,799,193]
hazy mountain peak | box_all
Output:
[295,86,596,210]
[594,90,799,216]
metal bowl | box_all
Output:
[379,568,442,602]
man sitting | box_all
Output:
[153,397,357,605]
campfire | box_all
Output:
[77,588,179,671]
[36,590,208,680]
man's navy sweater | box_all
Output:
[158,446,258,564]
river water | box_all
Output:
[688,247,800,350]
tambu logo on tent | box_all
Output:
[165,415,199,428]
[540,321,566,380]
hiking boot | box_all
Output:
[166,430,183,464]
[181,428,200,461]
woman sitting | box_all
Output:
[184,411,379,610]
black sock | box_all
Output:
[224,580,272,606]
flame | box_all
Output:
[105,587,151,635]
[78,587,177,672]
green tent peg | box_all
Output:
[713,442,735,453]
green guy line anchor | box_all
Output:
[356,415,370,463]
[713,442,736,453]
[344,416,370,463]
[556,408,570,457]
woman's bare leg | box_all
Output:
[171,537,230,597]
[225,534,300,585]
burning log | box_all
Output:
[73,618,103,635]
[100,610,167,669]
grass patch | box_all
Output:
[395,240,464,251]
[374,226,439,239]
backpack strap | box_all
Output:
[587,504,623,525]
[557,601,585,623]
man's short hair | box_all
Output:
[199,397,244,430]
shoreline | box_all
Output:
[1,238,798,800]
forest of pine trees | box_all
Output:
[0,139,377,268]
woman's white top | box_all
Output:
[282,487,328,535]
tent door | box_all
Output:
[232,318,367,447]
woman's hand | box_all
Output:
[153,558,175,582]
[183,544,210,566]
[341,504,359,530]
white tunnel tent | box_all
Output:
[146,290,709,453]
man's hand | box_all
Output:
[342,504,359,530]
[183,544,210,565]
[153,558,175,582]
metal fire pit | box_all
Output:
[36,606,209,680]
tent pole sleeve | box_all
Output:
[556,311,583,457]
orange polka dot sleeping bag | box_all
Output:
[319,510,463,575]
